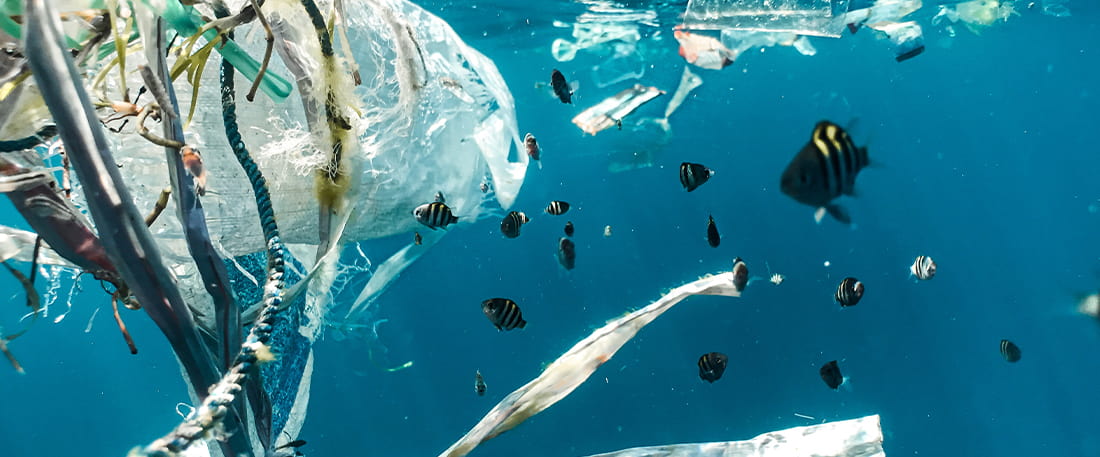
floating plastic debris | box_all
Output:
[572,84,666,135]
[438,271,742,457]
[675,29,737,70]
[681,0,845,38]
[582,414,885,457]
[664,67,704,119]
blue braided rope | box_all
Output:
[131,46,291,457]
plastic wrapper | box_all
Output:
[681,0,847,37]
[440,271,741,457]
[869,21,924,61]
[572,84,665,135]
[931,0,1019,34]
[675,30,737,70]
[583,415,885,457]
[553,22,642,62]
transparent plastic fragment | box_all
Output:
[0,225,72,266]
[552,22,642,62]
[664,67,703,120]
[720,30,803,57]
[572,85,665,135]
[1041,0,1071,17]
[675,30,737,70]
[439,271,741,457]
[869,21,924,61]
[592,47,646,88]
[582,415,885,457]
[681,0,845,37]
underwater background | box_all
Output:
[2,1,1099,456]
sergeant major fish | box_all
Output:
[706,215,720,247]
[413,201,459,229]
[680,162,714,192]
[1000,339,1021,363]
[697,352,728,383]
[910,255,936,281]
[481,298,526,331]
[819,360,846,390]
[780,121,870,224]
[546,200,570,215]
[551,69,573,104]
[501,211,530,238]
[835,277,864,307]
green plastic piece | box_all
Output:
[160,0,292,101]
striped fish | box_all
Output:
[482,298,526,331]
[680,162,714,192]
[910,255,936,280]
[697,352,728,383]
[1000,339,1021,363]
[546,200,570,215]
[835,277,864,307]
[500,211,530,238]
[706,215,720,247]
[413,201,459,230]
[780,121,869,224]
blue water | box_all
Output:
[2,2,1099,457]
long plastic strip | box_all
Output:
[439,270,741,457]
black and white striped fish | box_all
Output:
[546,200,570,215]
[706,215,720,247]
[780,121,869,224]
[910,255,936,280]
[500,211,530,238]
[557,237,576,270]
[835,277,864,307]
[481,298,526,331]
[680,162,714,192]
[697,352,728,383]
[1000,339,1021,363]
[413,201,459,229]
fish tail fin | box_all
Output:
[518,319,527,329]
[825,204,851,225]
[450,215,459,225]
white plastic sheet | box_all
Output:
[440,271,741,457]
[582,415,885,457]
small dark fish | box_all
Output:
[1000,339,1021,363]
[475,370,487,396]
[413,201,459,229]
[679,162,713,192]
[557,237,576,270]
[275,440,307,450]
[564,221,575,237]
[551,69,572,104]
[546,200,570,215]
[414,232,423,245]
[819,360,844,390]
[434,191,446,203]
[835,277,864,307]
[780,121,869,224]
[524,133,541,164]
[616,118,623,130]
[482,298,526,331]
[731,257,749,292]
[480,182,490,193]
[706,215,720,248]
[910,255,936,280]
[500,211,530,238]
[697,352,728,383]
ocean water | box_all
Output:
[1,1,1099,457]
